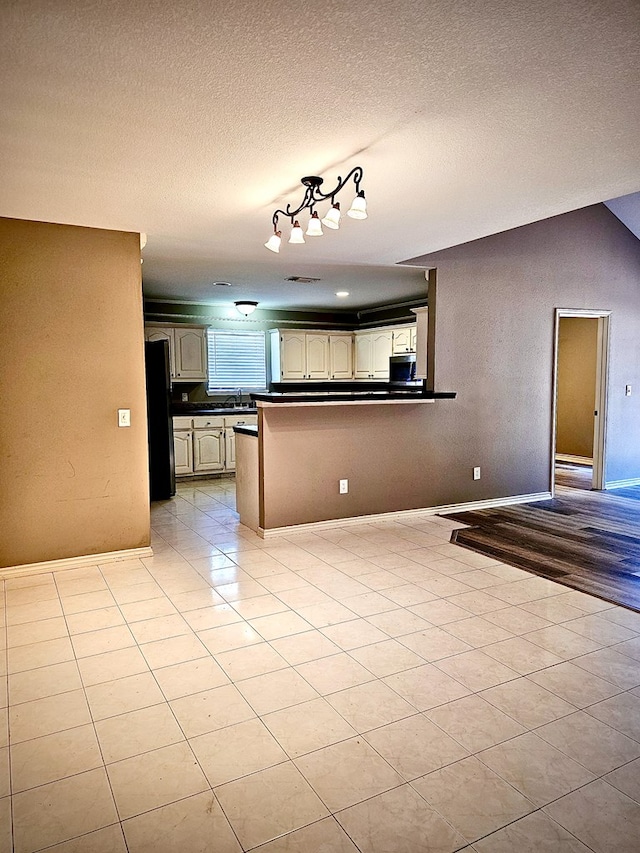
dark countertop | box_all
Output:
[172,404,258,416]
[251,382,456,404]
[233,424,259,436]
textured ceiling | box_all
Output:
[2,0,639,310]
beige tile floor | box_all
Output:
[1,477,640,852]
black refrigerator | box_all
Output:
[145,340,176,500]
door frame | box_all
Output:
[551,309,611,493]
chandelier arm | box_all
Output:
[310,166,364,203]
[269,166,364,228]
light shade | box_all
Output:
[264,231,281,253]
[347,190,367,220]
[289,221,305,244]
[321,202,341,229]
[234,301,258,316]
[306,212,323,236]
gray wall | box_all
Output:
[414,203,640,489]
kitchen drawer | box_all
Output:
[173,416,193,429]
[192,416,225,429]
[224,415,258,427]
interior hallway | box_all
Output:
[1,478,640,852]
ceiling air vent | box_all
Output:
[285,276,321,284]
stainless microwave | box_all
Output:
[389,354,416,381]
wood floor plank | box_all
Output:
[447,476,640,613]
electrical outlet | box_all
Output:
[339,479,349,494]
[181,392,189,402]
[118,408,131,427]
[473,467,481,480]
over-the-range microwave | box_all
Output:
[389,354,416,382]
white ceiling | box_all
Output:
[2,0,639,310]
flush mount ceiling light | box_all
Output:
[234,300,259,316]
[264,166,367,253]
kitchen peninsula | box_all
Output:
[235,382,456,535]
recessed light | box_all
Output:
[213,281,232,287]
[335,291,349,298]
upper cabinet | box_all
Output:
[391,325,417,354]
[145,324,207,383]
[354,330,393,379]
[173,327,207,381]
[270,330,331,381]
[329,335,353,380]
[269,323,416,383]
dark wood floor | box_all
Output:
[555,462,593,490]
[448,481,640,612]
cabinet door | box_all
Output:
[330,335,353,379]
[306,334,330,379]
[354,333,373,378]
[392,328,412,354]
[371,331,393,378]
[410,325,417,352]
[174,431,193,475]
[193,429,225,472]
[280,332,307,380]
[224,428,236,472]
[146,327,175,377]
[174,328,207,381]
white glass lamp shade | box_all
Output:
[321,202,341,229]
[235,301,258,316]
[306,212,323,236]
[264,231,282,253]
[347,190,367,220]
[289,220,305,244]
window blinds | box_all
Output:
[206,329,266,392]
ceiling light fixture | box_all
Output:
[234,300,258,316]
[265,167,367,252]
[336,291,349,297]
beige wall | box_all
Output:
[258,204,640,529]
[556,318,598,458]
[0,218,150,568]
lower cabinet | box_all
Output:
[174,429,194,475]
[173,414,257,477]
[193,428,225,473]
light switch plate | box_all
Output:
[118,408,131,427]
[626,385,632,396]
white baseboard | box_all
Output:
[604,477,640,490]
[0,546,154,580]
[258,492,552,538]
[556,454,593,466]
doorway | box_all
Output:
[552,310,610,492]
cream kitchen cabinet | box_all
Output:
[391,324,417,354]
[329,334,354,379]
[145,324,207,382]
[354,330,392,379]
[173,417,194,475]
[173,414,257,477]
[192,416,226,474]
[270,330,332,381]
[223,415,257,472]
